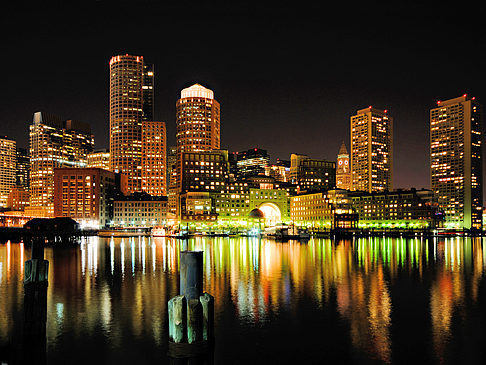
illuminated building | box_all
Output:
[179,150,229,194]
[0,136,16,208]
[167,146,177,214]
[176,84,220,190]
[336,142,351,190]
[87,149,110,170]
[350,107,393,192]
[109,54,154,194]
[234,148,269,179]
[113,193,167,227]
[53,168,117,228]
[350,188,442,229]
[29,112,94,216]
[290,153,335,192]
[179,192,217,223]
[265,159,290,182]
[16,147,30,190]
[290,189,355,229]
[7,186,30,211]
[430,95,482,229]
[142,121,166,196]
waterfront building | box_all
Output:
[167,146,177,215]
[29,112,94,216]
[7,186,29,211]
[87,149,110,170]
[16,147,30,190]
[430,95,482,229]
[110,54,154,194]
[336,142,351,190]
[53,167,118,228]
[235,148,270,179]
[0,136,16,208]
[350,188,442,229]
[290,189,355,229]
[290,153,335,192]
[179,191,217,223]
[113,193,167,227]
[141,121,167,196]
[350,107,393,192]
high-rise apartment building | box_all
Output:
[0,136,16,208]
[175,84,221,212]
[350,107,393,192]
[87,149,110,170]
[109,54,154,194]
[142,121,166,196]
[430,95,482,229]
[29,112,94,215]
[336,142,351,190]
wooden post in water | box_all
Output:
[168,250,214,361]
[23,237,49,364]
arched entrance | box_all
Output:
[258,202,282,227]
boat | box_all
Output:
[98,227,151,237]
[264,224,310,240]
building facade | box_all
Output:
[142,121,166,196]
[430,95,482,229]
[109,54,154,194]
[113,193,167,227]
[53,168,117,228]
[290,153,336,192]
[0,136,16,208]
[7,186,30,211]
[16,147,30,190]
[336,142,351,190]
[350,107,393,192]
[167,146,177,215]
[87,149,110,170]
[235,148,270,179]
[29,112,94,216]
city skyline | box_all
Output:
[1,2,485,196]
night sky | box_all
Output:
[1,1,485,194]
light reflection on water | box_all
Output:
[0,237,486,364]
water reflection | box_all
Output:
[0,237,485,364]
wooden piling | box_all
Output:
[199,293,214,341]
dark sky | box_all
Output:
[1,1,485,193]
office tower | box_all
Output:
[54,168,117,228]
[87,149,110,170]
[290,153,336,192]
[336,142,351,190]
[265,159,291,182]
[141,121,167,196]
[430,95,482,229]
[350,107,393,192]
[167,146,177,214]
[235,148,270,179]
[16,147,30,190]
[0,136,16,208]
[29,112,94,216]
[109,54,154,194]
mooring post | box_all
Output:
[168,250,214,359]
[23,237,49,364]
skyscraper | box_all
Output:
[142,121,167,196]
[430,95,482,229]
[175,84,220,191]
[350,107,393,192]
[29,112,94,216]
[235,148,270,179]
[0,136,16,208]
[87,149,110,170]
[167,146,177,214]
[16,147,30,190]
[290,153,336,192]
[336,142,351,190]
[109,54,154,194]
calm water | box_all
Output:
[2,237,486,364]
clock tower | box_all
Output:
[336,142,351,190]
